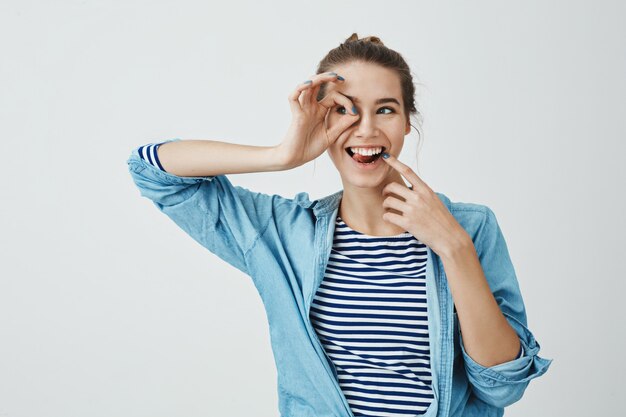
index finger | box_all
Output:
[381,152,428,190]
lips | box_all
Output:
[346,150,385,169]
[345,146,387,157]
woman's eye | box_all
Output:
[335,106,395,115]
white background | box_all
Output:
[1,1,624,416]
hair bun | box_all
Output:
[345,32,384,46]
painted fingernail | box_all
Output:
[337,75,345,81]
[382,152,390,159]
[352,105,358,114]
[304,80,312,84]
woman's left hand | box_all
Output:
[380,153,471,258]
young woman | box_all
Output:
[127,33,552,417]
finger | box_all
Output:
[308,81,323,108]
[326,120,357,146]
[382,181,414,201]
[322,108,350,146]
[381,211,405,227]
[288,80,313,116]
[381,152,428,191]
[298,72,345,108]
[318,90,358,115]
[310,71,346,89]
[299,83,312,108]
[324,111,360,143]
[382,194,410,213]
[290,72,344,114]
[317,90,359,141]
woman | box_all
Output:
[127,33,552,417]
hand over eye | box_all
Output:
[278,72,360,168]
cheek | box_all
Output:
[327,144,348,166]
[389,124,408,141]
[327,145,341,159]
[388,119,407,133]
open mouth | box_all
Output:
[345,146,387,164]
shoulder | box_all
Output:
[435,191,500,246]
[436,191,493,219]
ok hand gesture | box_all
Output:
[278,72,360,168]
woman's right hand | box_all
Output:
[278,72,360,169]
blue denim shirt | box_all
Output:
[127,138,553,417]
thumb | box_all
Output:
[325,113,359,143]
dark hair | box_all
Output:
[315,33,424,169]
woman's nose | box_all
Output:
[353,112,379,137]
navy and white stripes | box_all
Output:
[310,215,524,417]
[310,216,435,416]
[137,142,167,171]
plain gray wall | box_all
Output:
[1,0,623,416]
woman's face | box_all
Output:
[324,61,411,189]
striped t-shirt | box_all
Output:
[136,141,167,171]
[309,215,524,417]
[309,216,435,416]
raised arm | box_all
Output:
[127,71,360,277]
[127,135,301,275]
[153,139,291,177]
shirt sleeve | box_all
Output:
[126,138,277,289]
[459,206,553,409]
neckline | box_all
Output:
[336,215,412,238]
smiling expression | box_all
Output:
[324,61,411,188]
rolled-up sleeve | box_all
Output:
[126,138,274,281]
[460,206,554,408]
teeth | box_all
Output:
[349,147,383,156]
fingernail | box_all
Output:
[337,75,345,81]
[382,152,390,159]
[352,105,358,114]
[303,80,312,84]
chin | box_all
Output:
[340,171,388,189]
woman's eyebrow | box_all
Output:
[341,93,400,106]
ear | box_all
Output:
[405,118,411,135]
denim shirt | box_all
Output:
[127,138,553,417]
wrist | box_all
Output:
[438,231,475,263]
[274,143,299,170]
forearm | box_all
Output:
[156,139,291,177]
[440,236,521,368]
